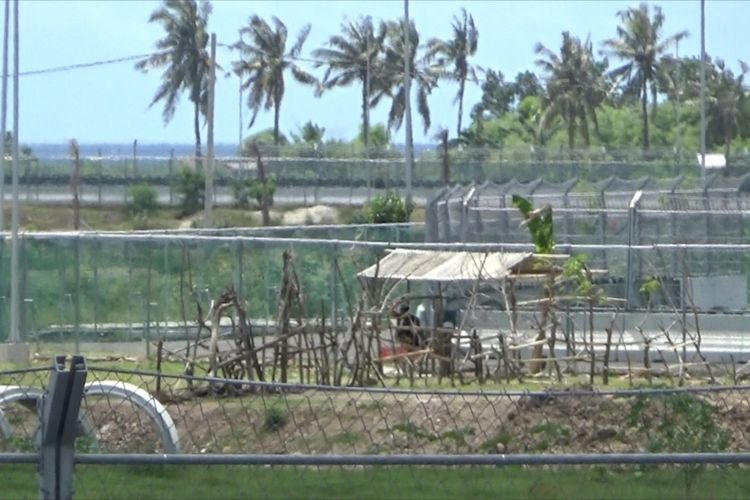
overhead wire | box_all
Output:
[15,52,161,77]
[13,43,503,87]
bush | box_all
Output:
[175,168,204,216]
[127,184,158,218]
[263,406,288,432]
[231,176,252,209]
[232,176,276,209]
[249,178,275,206]
[364,192,413,223]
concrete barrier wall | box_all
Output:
[461,309,750,336]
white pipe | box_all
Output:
[0,0,9,231]
[403,0,413,206]
[8,0,18,342]
[204,33,216,227]
[699,0,707,183]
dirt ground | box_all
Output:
[3,385,742,456]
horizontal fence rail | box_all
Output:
[5,360,750,498]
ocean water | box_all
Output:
[28,143,241,159]
[27,142,431,160]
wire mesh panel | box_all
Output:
[8,362,750,497]
[62,367,750,457]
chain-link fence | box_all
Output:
[4,359,750,499]
[2,229,750,354]
[12,144,750,208]
[428,176,750,308]
[0,224,424,345]
[429,174,750,244]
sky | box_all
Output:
[13,0,750,147]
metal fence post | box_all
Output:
[73,236,81,353]
[330,244,338,342]
[168,149,175,206]
[38,355,88,500]
[460,186,476,243]
[97,149,103,207]
[234,239,243,299]
[625,190,643,310]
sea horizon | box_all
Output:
[25,142,432,159]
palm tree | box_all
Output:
[426,8,478,138]
[291,120,325,145]
[470,69,516,120]
[535,32,607,149]
[136,0,211,163]
[511,95,560,148]
[312,17,387,150]
[233,16,317,146]
[602,3,687,150]
[707,60,748,164]
[381,19,439,134]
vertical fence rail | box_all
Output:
[38,355,87,500]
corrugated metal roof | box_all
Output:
[357,249,567,283]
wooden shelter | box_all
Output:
[357,249,569,284]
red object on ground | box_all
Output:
[379,344,411,360]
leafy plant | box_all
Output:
[529,422,571,451]
[441,427,476,451]
[5,435,36,452]
[248,178,276,207]
[512,194,554,253]
[263,406,288,432]
[364,192,413,223]
[356,123,391,150]
[174,168,204,216]
[562,253,605,303]
[392,421,437,441]
[291,121,325,145]
[627,393,729,495]
[127,184,158,218]
[231,176,252,209]
[639,276,661,306]
[479,429,512,453]
[330,430,361,446]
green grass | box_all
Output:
[3,464,750,499]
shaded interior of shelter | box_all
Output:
[357,249,577,327]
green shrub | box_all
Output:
[127,184,158,217]
[175,168,204,216]
[364,192,412,223]
[627,393,729,495]
[231,176,252,209]
[231,176,275,209]
[263,406,288,432]
[249,178,275,207]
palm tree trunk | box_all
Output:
[273,98,281,146]
[641,79,650,150]
[194,100,202,169]
[361,81,369,149]
[567,108,575,151]
[440,129,449,185]
[725,133,731,166]
[457,78,465,138]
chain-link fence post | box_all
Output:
[625,190,643,310]
[38,355,87,500]
[330,244,338,344]
[168,149,175,206]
